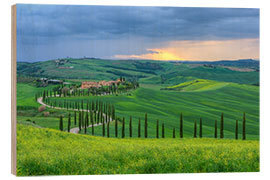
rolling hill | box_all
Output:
[17,58,259,85]
[162,79,230,92]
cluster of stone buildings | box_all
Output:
[81,79,121,89]
[37,78,63,84]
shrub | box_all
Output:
[43,112,50,117]
[38,106,46,112]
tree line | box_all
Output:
[35,78,139,100]
[59,111,247,140]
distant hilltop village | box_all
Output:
[81,78,124,89]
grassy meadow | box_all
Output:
[17,124,259,176]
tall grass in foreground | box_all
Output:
[17,124,259,176]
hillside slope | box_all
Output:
[17,58,259,85]
[17,124,259,176]
[163,79,230,92]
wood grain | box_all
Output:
[11,4,17,176]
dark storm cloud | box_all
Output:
[17,4,259,44]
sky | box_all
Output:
[16,4,260,62]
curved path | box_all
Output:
[37,97,113,134]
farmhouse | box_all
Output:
[81,79,121,89]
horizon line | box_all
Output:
[17,57,260,63]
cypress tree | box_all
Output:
[92,101,94,111]
[108,104,111,122]
[199,118,202,138]
[220,113,224,139]
[129,116,132,137]
[156,119,159,138]
[86,112,89,126]
[242,112,246,140]
[145,113,148,138]
[68,113,71,132]
[97,109,100,123]
[115,116,118,137]
[91,118,94,135]
[162,123,165,138]
[82,111,84,127]
[95,111,97,124]
[180,113,183,138]
[78,111,81,131]
[214,120,217,138]
[173,127,175,138]
[102,121,105,137]
[105,105,108,123]
[235,119,238,140]
[42,91,46,100]
[122,117,125,138]
[107,121,110,138]
[59,115,63,131]
[90,110,93,126]
[112,105,115,120]
[138,118,141,138]
[84,115,87,134]
[193,120,197,138]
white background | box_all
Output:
[0,0,269,179]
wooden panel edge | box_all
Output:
[11,4,17,176]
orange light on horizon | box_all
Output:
[114,48,183,61]
[113,38,259,61]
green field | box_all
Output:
[47,81,259,139]
[16,58,260,175]
[17,124,259,175]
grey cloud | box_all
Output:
[17,4,259,43]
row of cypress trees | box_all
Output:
[35,79,139,99]
[48,99,116,125]
[44,98,115,118]
[197,112,246,140]
[59,111,247,140]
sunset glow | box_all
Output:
[114,38,259,61]
[114,49,182,61]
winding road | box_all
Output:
[37,97,113,134]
